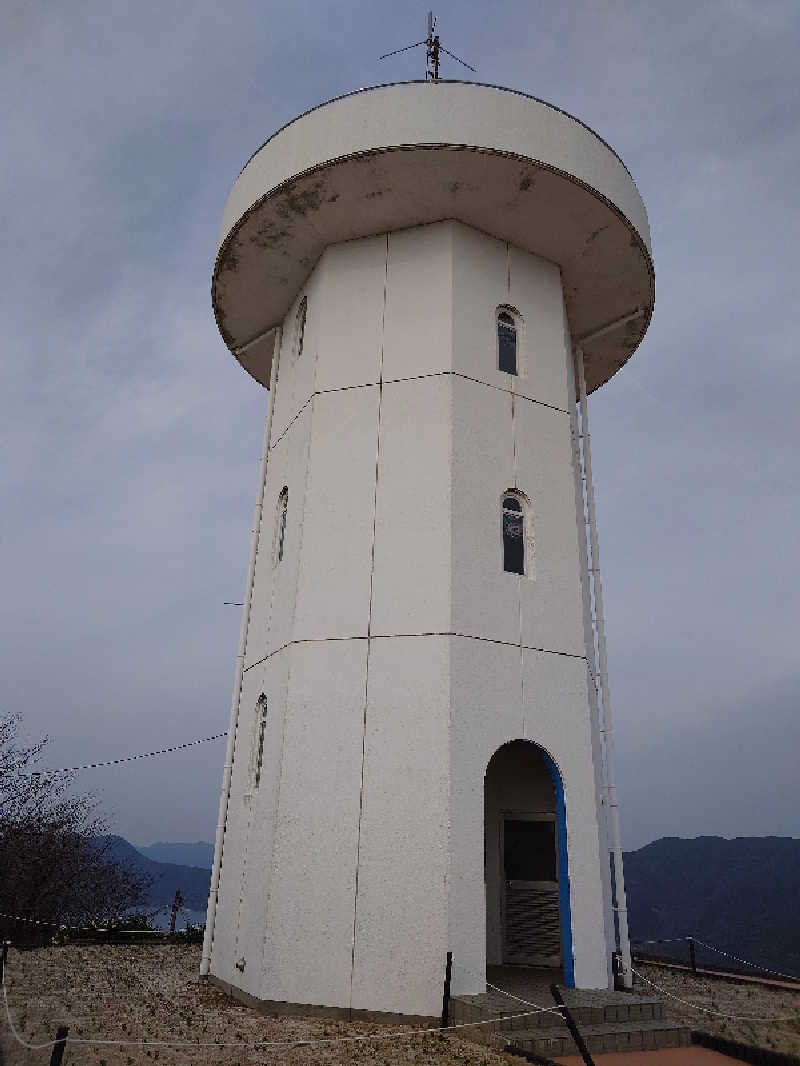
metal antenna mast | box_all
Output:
[379,11,475,82]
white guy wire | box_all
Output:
[31,732,227,775]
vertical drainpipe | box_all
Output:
[200,326,282,980]
[575,343,633,990]
[567,334,614,978]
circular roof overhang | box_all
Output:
[213,81,654,393]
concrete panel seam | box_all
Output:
[243,635,366,673]
[255,393,317,985]
[269,374,568,454]
[204,355,278,980]
[316,381,381,396]
[243,631,588,672]
[269,393,314,451]
[258,330,293,668]
[511,390,526,739]
[349,232,389,1009]
[393,370,569,414]
[257,643,292,984]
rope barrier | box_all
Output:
[1,954,563,1054]
[452,961,572,1023]
[631,935,800,982]
[0,912,202,940]
[0,914,182,932]
[30,732,227,775]
[6,935,795,1053]
[452,961,560,1014]
[631,936,691,946]
[0,912,63,928]
[484,979,555,1011]
[1,983,560,1052]
[691,938,800,983]
[630,965,800,1024]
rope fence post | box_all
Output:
[440,951,453,1028]
[688,936,697,974]
[49,1026,69,1066]
[0,941,8,986]
[612,950,625,991]
[550,984,595,1066]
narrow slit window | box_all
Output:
[503,495,525,575]
[254,696,267,790]
[294,296,307,361]
[497,309,518,375]
[276,487,288,564]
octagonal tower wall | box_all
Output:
[209,219,613,1016]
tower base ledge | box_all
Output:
[207,974,439,1027]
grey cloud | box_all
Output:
[1,0,798,847]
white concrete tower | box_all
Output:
[202,82,654,1020]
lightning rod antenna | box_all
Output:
[378,12,475,82]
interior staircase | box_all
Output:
[450,966,691,1059]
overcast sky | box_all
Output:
[2,1,798,852]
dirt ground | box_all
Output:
[3,947,799,1066]
[1,944,514,1066]
[635,961,800,1056]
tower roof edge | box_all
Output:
[213,81,654,391]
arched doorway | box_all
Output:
[484,741,573,982]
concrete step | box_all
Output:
[452,991,665,1031]
[500,1018,691,1057]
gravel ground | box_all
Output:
[4,947,800,1065]
[1,944,516,1066]
[634,961,800,1056]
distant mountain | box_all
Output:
[135,841,214,869]
[102,833,799,975]
[102,836,211,913]
[625,836,800,978]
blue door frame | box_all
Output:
[538,748,575,987]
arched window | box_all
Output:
[275,487,288,564]
[253,695,268,790]
[502,493,526,575]
[497,307,519,375]
[294,296,307,361]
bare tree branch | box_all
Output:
[0,714,150,935]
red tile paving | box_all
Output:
[554,1048,743,1065]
